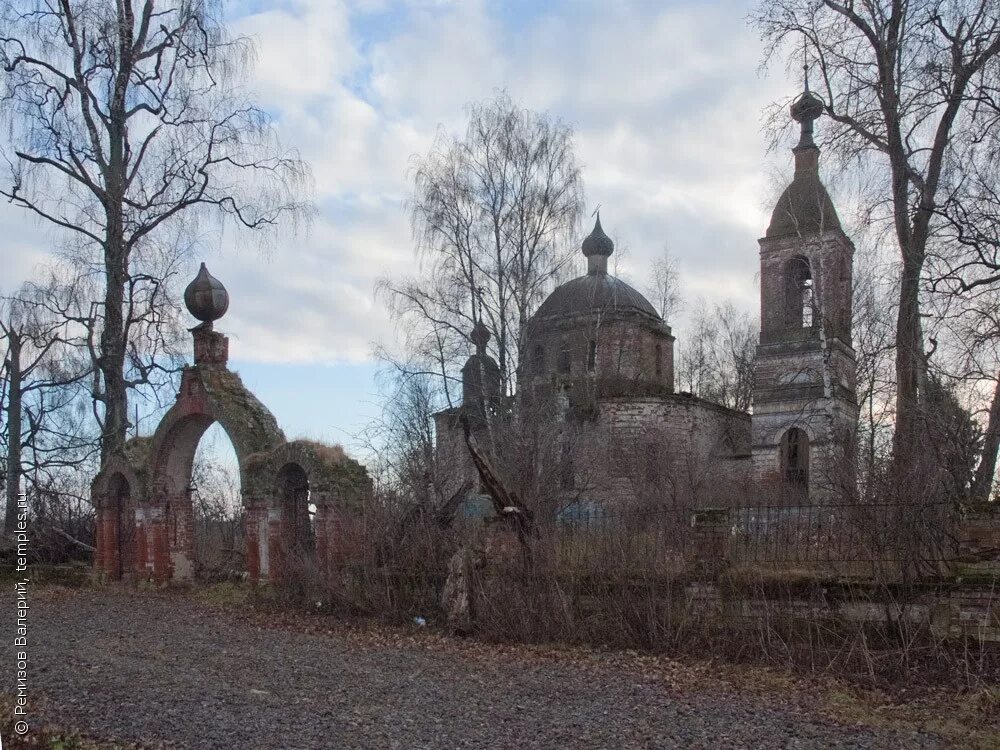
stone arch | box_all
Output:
[243,439,372,582]
[91,263,374,586]
[779,427,810,486]
[143,366,285,582]
[783,255,814,328]
[91,453,144,581]
[767,421,818,448]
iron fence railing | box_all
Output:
[544,500,960,575]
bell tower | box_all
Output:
[752,76,857,500]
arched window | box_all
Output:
[587,340,597,372]
[558,343,572,374]
[531,344,545,374]
[559,445,575,490]
[779,428,809,484]
[784,256,814,328]
[655,342,663,376]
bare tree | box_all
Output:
[926,268,1000,502]
[1,279,93,534]
[752,0,1000,482]
[677,299,757,411]
[927,147,1000,501]
[0,0,310,461]
[380,92,584,403]
[852,246,897,486]
[648,244,683,324]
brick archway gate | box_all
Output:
[145,338,286,582]
[243,440,371,582]
[92,264,371,584]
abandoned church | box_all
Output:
[436,82,857,518]
[90,83,858,584]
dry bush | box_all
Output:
[269,477,998,689]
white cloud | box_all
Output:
[4,0,818,368]
[234,0,360,102]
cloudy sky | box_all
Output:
[3,0,811,456]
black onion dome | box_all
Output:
[534,273,660,321]
[462,322,502,406]
[581,214,614,257]
[790,89,824,125]
[184,263,229,324]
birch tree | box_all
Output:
[0,0,309,461]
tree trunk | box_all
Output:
[971,371,1000,503]
[4,332,22,534]
[99,11,132,464]
[891,236,926,489]
[99,238,129,463]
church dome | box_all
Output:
[533,213,661,323]
[534,273,660,321]
[581,214,614,258]
[766,75,841,239]
[766,172,841,238]
[184,262,229,325]
[522,212,673,397]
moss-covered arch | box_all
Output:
[149,367,285,498]
[134,366,286,582]
[242,439,372,580]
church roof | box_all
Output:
[534,272,660,321]
[766,169,841,238]
[534,214,661,322]
[766,76,842,239]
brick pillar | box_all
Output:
[107,508,122,579]
[134,507,148,578]
[267,505,284,583]
[148,507,171,583]
[167,492,196,581]
[102,508,115,577]
[688,508,731,580]
[94,507,108,576]
[244,502,261,583]
[314,502,330,579]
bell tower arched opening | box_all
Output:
[783,256,814,329]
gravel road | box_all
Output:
[2,588,942,749]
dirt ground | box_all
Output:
[1,585,995,749]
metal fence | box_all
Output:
[546,499,960,578]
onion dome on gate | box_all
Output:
[766,72,841,239]
[184,263,229,329]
